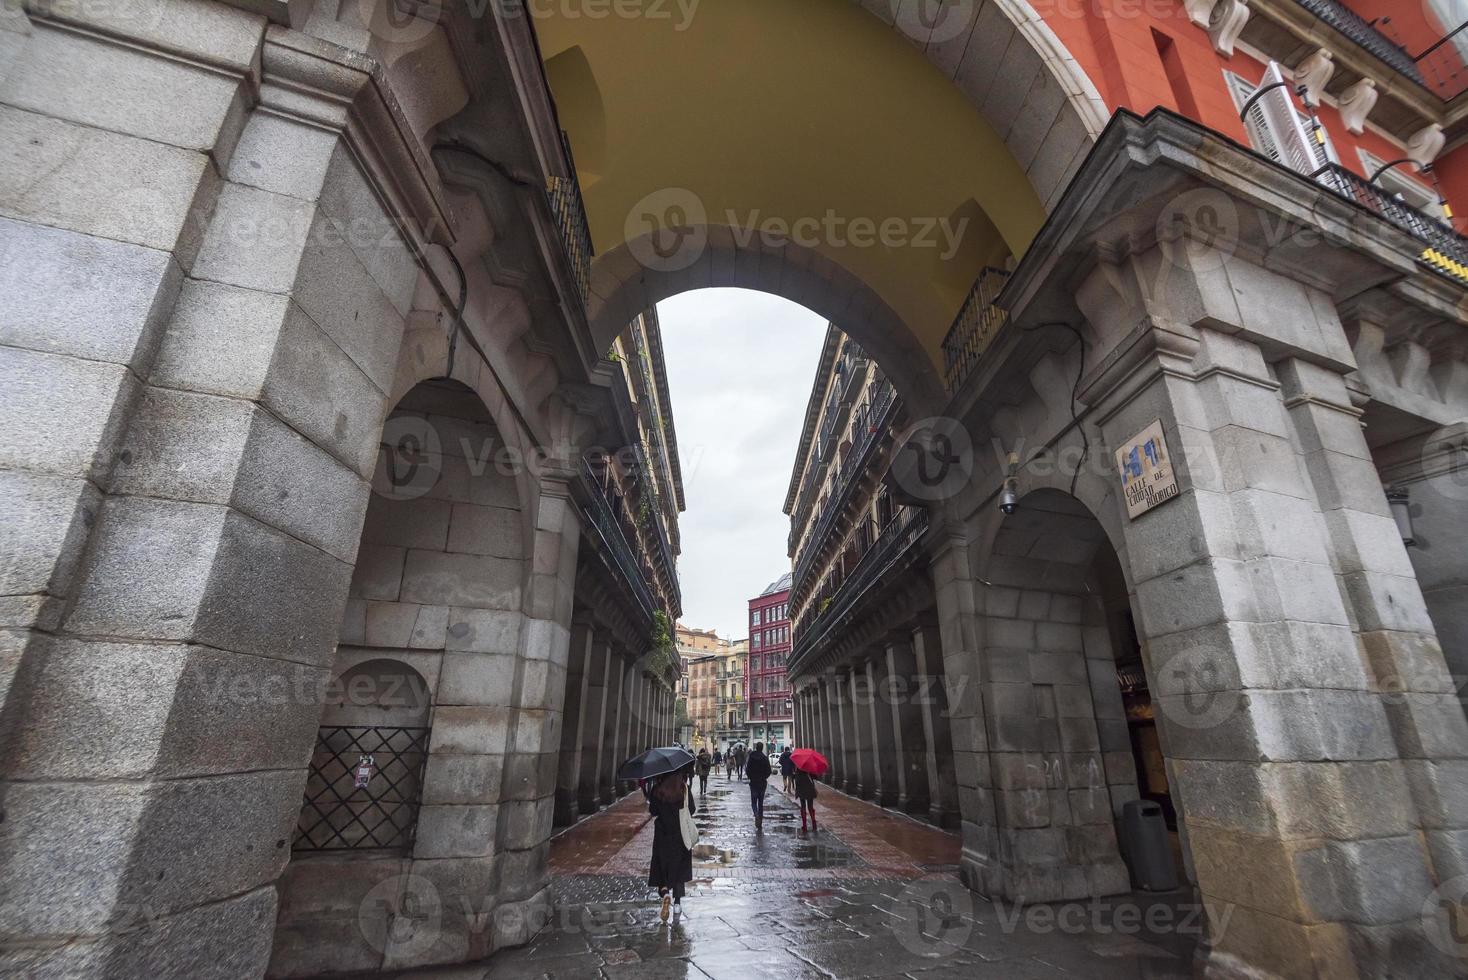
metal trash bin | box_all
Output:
[1120,800,1178,891]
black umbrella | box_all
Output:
[617,746,695,782]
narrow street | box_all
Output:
[390,776,1202,979]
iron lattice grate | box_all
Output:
[294,725,431,853]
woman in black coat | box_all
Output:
[647,767,695,921]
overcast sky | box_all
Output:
[657,288,827,641]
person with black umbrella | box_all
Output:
[646,765,695,921]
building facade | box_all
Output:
[715,638,748,751]
[747,575,794,751]
[675,623,726,749]
[5,1,1468,978]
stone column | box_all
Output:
[1072,253,1468,976]
[554,621,594,825]
[600,653,626,802]
[849,662,875,799]
[912,625,959,828]
[0,9,434,971]
[885,636,930,814]
[822,675,839,785]
[866,655,900,807]
[833,670,858,794]
[578,635,611,813]
[1278,357,1468,895]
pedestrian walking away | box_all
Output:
[712,747,722,776]
[646,767,696,922]
[794,767,818,833]
[778,745,795,794]
[744,741,772,830]
[695,747,712,795]
[733,743,747,781]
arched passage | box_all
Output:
[534,0,1098,384]
[269,378,554,976]
[960,487,1191,902]
[587,234,946,414]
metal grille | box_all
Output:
[546,130,594,302]
[1291,1,1423,83]
[941,268,1010,393]
[294,725,431,852]
[1314,163,1468,285]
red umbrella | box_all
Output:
[790,748,829,776]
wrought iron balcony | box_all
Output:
[546,131,593,301]
[1313,163,1468,285]
[791,508,930,671]
[791,378,899,598]
[580,460,659,620]
[1291,1,1423,83]
[941,268,1010,393]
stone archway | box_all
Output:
[587,232,947,416]
[266,377,566,976]
[959,487,1191,903]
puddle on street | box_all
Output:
[692,844,736,863]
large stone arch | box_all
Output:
[587,230,947,415]
[850,0,1108,211]
[533,0,1105,379]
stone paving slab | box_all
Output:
[376,780,1201,979]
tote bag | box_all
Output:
[678,787,699,850]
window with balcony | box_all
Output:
[1225,66,1340,179]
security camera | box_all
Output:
[999,481,1019,515]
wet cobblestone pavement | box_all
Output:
[390,778,1203,979]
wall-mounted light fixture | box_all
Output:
[999,451,1020,515]
[1386,487,1416,547]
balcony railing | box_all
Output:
[791,508,930,670]
[581,461,659,620]
[791,379,899,597]
[941,268,1010,393]
[546,131,593,301]
[632,443,679,581]
[1313,163,1468,284]
[1291,1,1423,83]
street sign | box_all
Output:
[1115,419,1179,519]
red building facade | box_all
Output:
[746,573,793,751]
[1034,0,1468,251]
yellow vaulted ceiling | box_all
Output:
[534,0,1045,367]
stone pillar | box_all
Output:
[600,653,626,802]
[555,622,594,825]
[833,670,858,794]
[0,8,433,970]
[912,625,959,828]
[617,658,637,796]
[578,635,611,813]
[821,676,839,785]
[1279,358,1468,895]
[885,636,930,814]
[850,662,875,799]
[866,653,900,807]
[1073,253,1468,976]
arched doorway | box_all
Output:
[964,487,1190,901]
[269,379,545,976]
